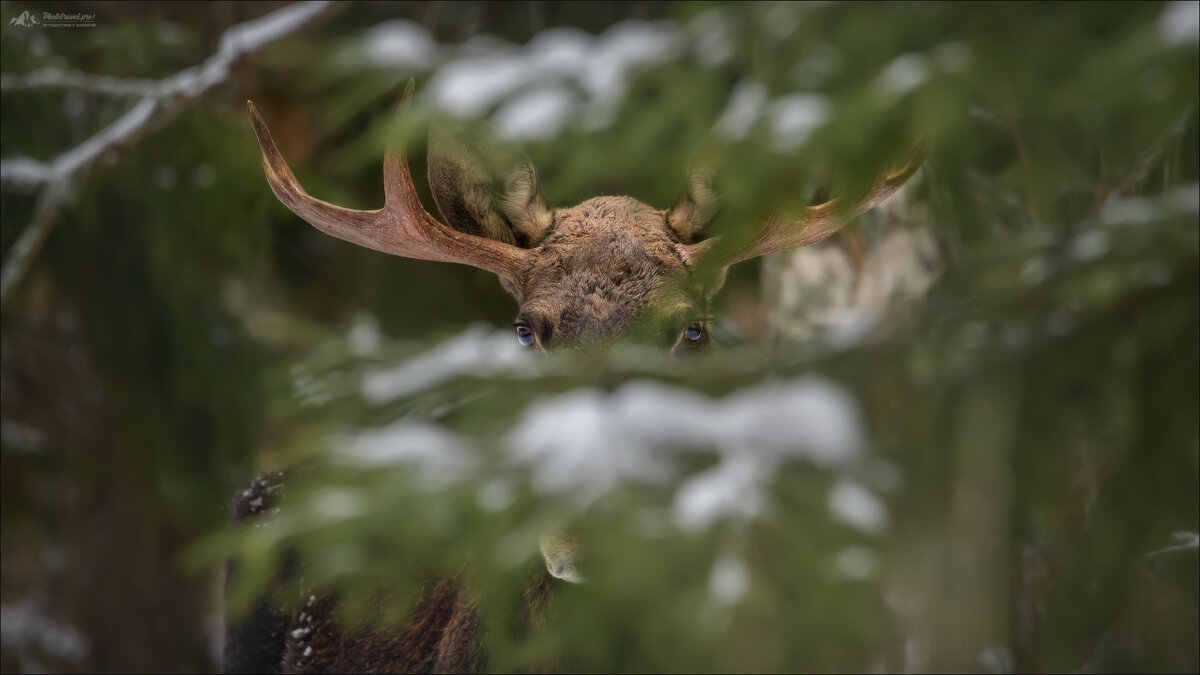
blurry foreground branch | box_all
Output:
[0,1,336,306]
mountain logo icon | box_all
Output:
[9,11,39,27]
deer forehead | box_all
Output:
[539,197,681,247]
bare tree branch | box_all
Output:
[0,1,337,305]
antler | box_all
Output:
[682,150,924,268]
[247,80,530,284]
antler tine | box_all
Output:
[683,150,924,268]
[247,80,529,283]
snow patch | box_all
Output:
[1159,1,1200,46]
[362,20,439,69]
[978,644,1014,674]
[347,313,381,356]
[827,477,888,534]
[1100,194,1159,225]
[493,86,578,140]
[309,488,366,522]
[878,53,929,96]
[708,552,750,606]
[673,456,765,532]
[1,420,47,454]
[767,94,832,150]
[334,421,474,488]
[420,21,679,136]
[833,545,880,580]
[361,324,530,405]
[1148,530,1200,556]
[1068,229,1108,262]
[690,7,736,66]
[508,376,866,516]
[715,80,767,140]
[0,596,89,667]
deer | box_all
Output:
[223,80,920,674]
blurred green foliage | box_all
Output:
[1,1,1197,673]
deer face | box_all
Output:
[247,81,917,353]
[509,197,704,350]
[463,174,719,351]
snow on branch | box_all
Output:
[0,69,161,97]
[0,1,336,305]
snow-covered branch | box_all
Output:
[0,1,336,305]
[0,69,161,97]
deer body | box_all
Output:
[225,82,918,673]
[223,475,513,674]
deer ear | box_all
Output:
[666,170,717,244]
[501,162,554,247]
[427,129,518,246]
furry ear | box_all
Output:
[501,162,554,247]
[665,170,717,244]
[427,129,517,245]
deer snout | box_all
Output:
[539,532,585,584]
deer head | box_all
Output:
[247,81,919,353]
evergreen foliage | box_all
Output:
[1,2,1196,672]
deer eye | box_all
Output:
[683,323,706,343]
[515,325,536,347]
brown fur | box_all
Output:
[280,582,480,674]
